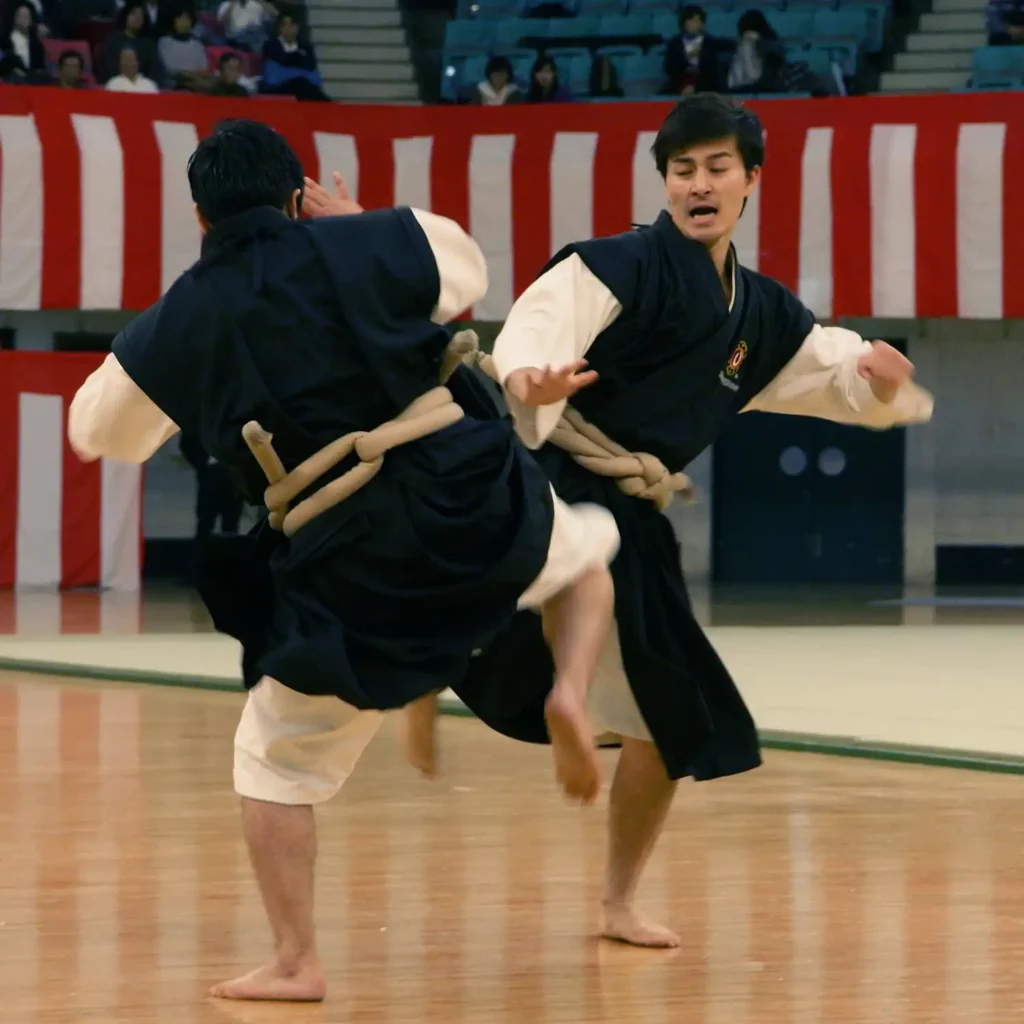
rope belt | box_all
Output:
[242,330,693,536]
[242,386,464,537]
[447,330,694,512]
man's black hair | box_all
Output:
[57,49,83,67]
[187,119,304,226]
[652,93,765,178]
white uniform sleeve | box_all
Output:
[68,352,180,464]
[410,208,489,325]
[743,324,934,428]
[490,253,623,449]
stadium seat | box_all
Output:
[544,15,600,37]
[444,18,495,55]
[576,0,628,16]
[704,9,735,37]
[650,11,679,38]
[564,52,593,93]
[769,10,816,42]
[811,8,868,45]
[620,52,663,95]
[971,45,1024,87]
[494,17,538,47]
[597,13,653,35]
[545,45,593,62]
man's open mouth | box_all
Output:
[689,205,718,219]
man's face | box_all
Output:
[120,46,140,77]
[279,16,298,42]
[682,14,703,35]
[59,55,82,85]
[221,56,241,84]
[663,137,759,248]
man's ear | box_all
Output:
[194,203,211,235]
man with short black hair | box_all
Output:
[447,93,934,948]
[67,119,620,1001]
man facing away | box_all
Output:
[67,120,621,1001]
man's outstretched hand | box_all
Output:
[302,171,363,217]
[505,361,598,407]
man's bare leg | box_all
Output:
[210,798,326,1001]
[399,690,440,778]
[541,564,614,804]
[601,737,681,947]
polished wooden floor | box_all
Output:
[2,671,1024,1023]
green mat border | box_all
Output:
[3,655,1024,776]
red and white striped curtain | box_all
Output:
[0,88,1021,320]
[0,353,142,591]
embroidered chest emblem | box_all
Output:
[719,340,748,392]
[726,340,748,377]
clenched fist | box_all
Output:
[857,341,914,404]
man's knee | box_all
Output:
[233,677,384,806]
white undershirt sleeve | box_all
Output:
[68,352,180,464]
[490,253,623,448]
[410,208,489,325]
[743,323,934,428]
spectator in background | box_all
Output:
[472,54,521,103]
[102,1,162,82]
[106,43,159,89]
[55,48,87,86]
[589,54,623,97]
[218,0,275,51]
[525,54,572,102]
[260,9,330,100]
[0,2,49,81]
[208,49,251,94]
[159,6,213,89]
[662,5,721,94]
[726,8,784,92]
[16,0,51,36]
[989,0,1024,42]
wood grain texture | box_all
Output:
[2,670,1022,1024]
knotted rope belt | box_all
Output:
[242,330,693,536]
[446,331,693,513]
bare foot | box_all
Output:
[601,904,681,948]
[400,692,439,778]
[544,686,601,804]
[210,960,326,1001]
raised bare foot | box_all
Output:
[601,904,681,948]
[210,960,327,1001]
[544,686,601,804]
[400,692,439,778]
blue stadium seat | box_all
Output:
[494,17,540,46]
[971,45,1024,87]
[456,0,520,19]
[620,53,664,95]
[769,10,816,41]
[545,45,593,62]
[511,53,536,80]
[629,0,678,13]
[811,8,868,45]
[440,52,490,99]
[786,42,836,77]
[704,9,734,37]
[444,18,496,55]
[565,52,594,93]
[543,15,600,37]
[596,42,645,57]
[650,12,679,38]
[576,0,628,15]
[597,13,654,35]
